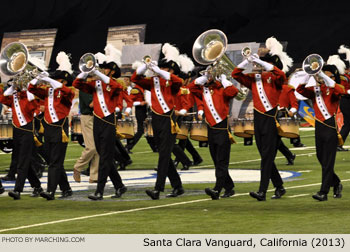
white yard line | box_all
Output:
[287,194,310,198]
[1,179,349,233]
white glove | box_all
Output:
[195,75,208,85]
[149,63,171,80]
[26,91,35,101]
[219,74,232,89]
[237,59,249,69]
[318,71,335,88]
[93,69,110,84]
[178,109,187,116]
[115,107,120,113]
[136,63,147,75]
[252,58,274,71]
[4,85,15,96]
[198,110,204,116]
[305,76,317,87]
[77,72,89,79]
[30,78,39,85]
[41,76,63,90]
[289,107,297,115]
[347,90,350,95]
[124,107,132,115]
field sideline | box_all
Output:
[0,129,350,234]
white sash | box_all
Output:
[153,77,170,113]
[95,80,111,117]
[255,74,272,111]
[203,87,222,124]
[13,94,27,126]
[48,88,59,123]
[314,86,331,120]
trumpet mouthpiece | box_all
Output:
[311,62,319,71]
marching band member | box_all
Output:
[297,63,345,201]
[73,45,127,200]
[130,43,184,199]
[0,83,43,199]
[28,52,74,200]
[336,45,350,151]
[232,37,290,201]
[188,71,239,200]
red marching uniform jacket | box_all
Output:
[28,84,74,124]
[0,89,37,127]
[129,84,146,105]
[231,66,286,113]
[72,78,123,118]
[296,83,345,122]
[279,84,298,112]
[130,72,183,115]
[115,89,133,112]
[188,80,239,127]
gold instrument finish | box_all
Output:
[302,54,324,75]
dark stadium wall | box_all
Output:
[0,0,349,73]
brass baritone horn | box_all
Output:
[0,42,48,89]
[302,54,324,75]
[79,53,97,73]
[192,29,247,100]
[192,29,236,79]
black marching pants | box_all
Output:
[152,111,182,191]
[13,122,41,192]
[315,117,340,194]
[44,119,71,193]
[208,119,234,192]
[254,108,283,193]
[94,114,124,194]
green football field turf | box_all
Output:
[0,129,349,234]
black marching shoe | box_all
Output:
[249,191,266,201]
[286,154,296,165]
[337,146,349,152]
[221,189,235,198]
[333,184,343,198]
[8,190,20,200]
[312,192,328,201]
[40,191,55,201]
[205,188,220,200]
[30,187,43,197]
[60,189,73,198]
[193,158,203,166]
[0,185,4,194]
[181,162,193,171]
[88,192,103,201]
[293,142,306,148]
[166,187,185,198]
[145,189,160,200]
[112,186,128,198]
[1,175,16,181]
[271,186,286,199]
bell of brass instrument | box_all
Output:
[192,29,236,79]
[142,55,152,65]
[79,53,97,73]
[241,46,252,58]
[302,54,324,75]
[0,42,47,89]
[192,29,247,100]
